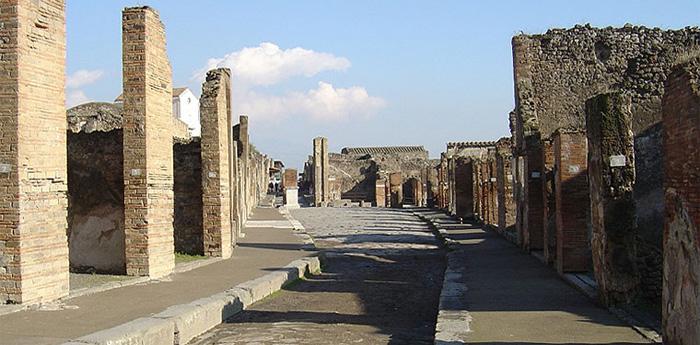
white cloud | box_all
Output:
[66,90,91,108]
[66,69,104,89]
[238,82,386,122]
[194,42,350,86]
[65,69,104,107]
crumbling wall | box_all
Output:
[173,138,203,255]
[661,57,700,345]
[586,93,639,306]
[68,130,125,274]
[496,139,516,236]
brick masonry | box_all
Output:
[661,58,700,345]
[542,139,557,265]
[553,130,590,274]
[0,0,69,304]
[200,68,233,259]
[173,138,203,256]
[496,139,516,236]
[586,92,639,306]
[122,6,174,278]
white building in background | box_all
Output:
[114,87,201,136]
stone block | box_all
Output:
[76,317,175,345]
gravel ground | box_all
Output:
[188,207,445,345]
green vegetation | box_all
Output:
[175,252,207,264]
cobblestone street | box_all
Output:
[189,207,445,345]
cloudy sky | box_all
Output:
[66,0,699,169]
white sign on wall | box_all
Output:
[609,155,627,167]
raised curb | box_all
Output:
[61,256,321,345]
[408,208,473,344]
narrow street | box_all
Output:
[189,207,446,345]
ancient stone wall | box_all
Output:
[68,130,125,274]
[0,0,69,304]
[661,57,700,345]
[173,138,203,255]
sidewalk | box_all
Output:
[0,207,312,345]
[411,208,652,344]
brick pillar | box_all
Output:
[239,116,249,219]
[496,139,516,235]
[553,130,590,274]
[585,92,638,306]
[523,136,545,251]
[375,175,387,207]
[200,68,232,258]
[661,60,700,345]
[231,140,243,239]
[0,0,69,304]
[389,172,403,208]
[122,6,174,278]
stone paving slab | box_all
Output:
[0,207,313,345]
[188,207,446,345]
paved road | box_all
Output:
[189,207,446,345]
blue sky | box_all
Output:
[66,1,699,169]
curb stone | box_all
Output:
[61,256,321,345]
[407,208,473,344]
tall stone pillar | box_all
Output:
[200,68,232,258]
[239,116,249,218]
[553,130,590,274]
[496,139,516,236]
[122,6,174,278]
[523,136,545,252]
[542,139,557,265]
[661,60,700,345]
[0,0,69,304]
[312,137,329,207]
[585,92,638,306]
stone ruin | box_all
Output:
[302,139,437,208]
[300,24,699,345]
[431,24,699,344]
[0,3,272,304]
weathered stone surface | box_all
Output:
[0,0,69,304]
[661,57,700,345]
[200,68,233,258]
[68,130,125,274]
[122,6,175,278]
[586,92,639,306]
[67,102,123,133]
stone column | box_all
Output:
[122,6,174,278]
[312,137,328,207]
[496,139,516,236]
[585,92,638,306]
[523,136,545,252]
[542,139,557,265]
[200,68,232,258]
[661,60,700,345]
[0,0,69,304]
[553,130,590,274]
[239,116,249,217]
